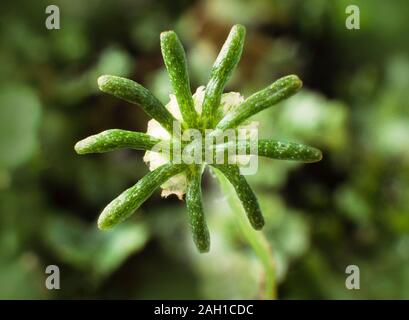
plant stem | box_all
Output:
[214,168,277,299]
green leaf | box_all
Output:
[97,75,177,133]
[201,24,246,128]
[160,31,198,128]
[257,139,322,162]
[186,166,210,253]
[98,163,186,230]
[74,129,161,154]
[214,139,322,163]
[216,75,302,130]
[211,164,264,230]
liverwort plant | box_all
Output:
[74,24,322,254]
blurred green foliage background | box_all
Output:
[0,0,408,299]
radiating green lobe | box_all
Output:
[256,139,322,162]
[211,164,264,230]
[202,24,246,128]
[98,163,186,230]
[98,75,177,133]
[213,139,322,163]
[160,31,198,128]
[216,75,302,130]
[74,129,161,154]
[186,166,210,253]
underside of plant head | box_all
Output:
[74,24,322,253]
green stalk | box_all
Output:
[74,129,161,154]
[211,164,264,230]
[160,31,198,128]
[202,24,246,128]
[213,167,276,300]
[216,75,302,130]
[98,163,186,230]
[98,75,177,133]
[186,165,210,253]
[256,139,322,162]
[212,139,322,163]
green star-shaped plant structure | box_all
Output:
[74,24,322,253]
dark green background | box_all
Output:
[0,0,408,299]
